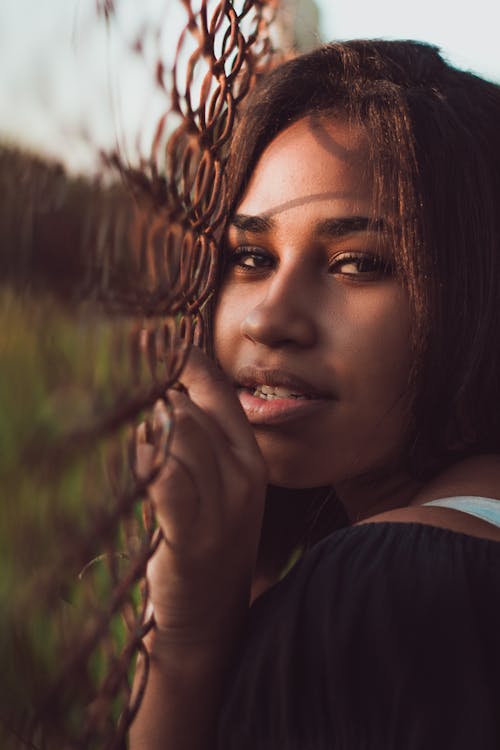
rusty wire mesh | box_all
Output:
[0,1,288,747]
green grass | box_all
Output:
[0,288,160,746]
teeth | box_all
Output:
[252,385,309,400]
[261,385,297,397]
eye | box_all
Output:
[329,252,394,279]
[225,247,274,272]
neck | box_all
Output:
[250,471,423,602]
[335,467,422,523]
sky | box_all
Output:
[0,0,498,174]
[317,0,500,83]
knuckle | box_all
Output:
[231,462,267,501]
[171,405,197,432]
[149,455,198,509]
[237,449,269,487]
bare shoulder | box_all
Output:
[410,454,500,504]
[359,454,500,542]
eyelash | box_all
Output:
[226,247,272,271]
[225,247,394,279]
[330,252,394,277]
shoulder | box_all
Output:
[411,453,500,503]
[358,454,500,542]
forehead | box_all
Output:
[237,115,373,218]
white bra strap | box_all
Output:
[423,496,500,529]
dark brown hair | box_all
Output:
[223,39,500,479]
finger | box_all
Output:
[134,405,171,481]
[167,388,229,459]
[135,441,155,481]
[135,421,154,481]
[176,346,259,455]
[147,396,224,546]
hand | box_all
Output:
[136,346,268,643]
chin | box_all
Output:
[257,435,337,489]
[256,429,405,491]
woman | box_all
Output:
[130,40,500,749]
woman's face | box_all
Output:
[214,115,412,490]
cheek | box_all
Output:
[335,286,411,389]
[327,285,413,459]
[371,291,412,387]
[213,289,241,365]
[360,300,413,452]
[311,289,413,482]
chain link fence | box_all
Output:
[0,1,290,746]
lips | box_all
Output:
[233,366,335,425]
[234,366,334,400]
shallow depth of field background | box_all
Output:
[0,1,499,746]
[0,0,499,173]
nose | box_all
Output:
[240,266,318,349]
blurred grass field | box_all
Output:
[0,147,173,746]
[0,293,143,742]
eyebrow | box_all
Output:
[316,216,385,237]
[231,214,273,233]
[231,213,384,236]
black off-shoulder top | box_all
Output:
[218,523,500,749]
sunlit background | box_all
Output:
[0,0,499,174]
[0,3,499,741]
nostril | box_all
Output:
[241,302,317,349]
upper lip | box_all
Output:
[234,366,335,399]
